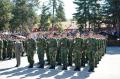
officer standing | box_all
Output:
[14,37,23,67]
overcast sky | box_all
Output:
[63,0,76,20]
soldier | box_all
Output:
[59,34,69,70]
[7,39,14,59]
[47,33,58,69]
[26,37,36,68]
[56,34,62,65]
[102,38,106,56]
[45,33,50,65]
[81,38,87,67]
[0,39,3,60]
[68,36,74,66]
[2,39,8,60]
[36,35,46,68]
[104,39,107,54]
[99,39,103,60]
[73,34,82,71]
[14,38,23,67]
[94,38,99,67]
[87,37,96,72]
[81,34,89,64]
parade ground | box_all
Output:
[0,47,120,79]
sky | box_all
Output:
[37,0,76,20]
[63,0,76,20]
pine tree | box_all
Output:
[39,3,51,31]
[73,0,101,32]
[56,3,66,22]
[104,0,120,33]
[48,0,63,27]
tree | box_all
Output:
[56,3,66,22]
[103,0,120,33]
[73,0,90,30]
[0,0,13,30]
[48,0,63,27]
[10,0,38,33]
[73,0,101,32]
[39,3,51,31]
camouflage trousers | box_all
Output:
[0,48,2,60]
[87,50,95,71]
[49,47,57,68]
[37,48,45,67]
[73,49,81,69]
[61,48,69,69]
[27,51,35,65]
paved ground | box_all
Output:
[0,47,120,79]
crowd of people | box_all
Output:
[0,31,107,72]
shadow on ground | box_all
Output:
[0,64,92,79]
[1,47,119,79]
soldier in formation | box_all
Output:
[26,36,36,68]
[36,34,47,68]
[0,32,107,72]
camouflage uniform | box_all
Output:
[7,40,14,59]
[60,37,69,70]
[47,38,57,69]
[68,38,73,66]
[81,38,87,67]
[94,39,99,67]
[2,40,8,60]
[99,39,103,60]
[21,41,26,56]
[73,38,82,71]
[0,40,3,60]
[87,38,96,72]
[26,39,36,68]
[104,39,107,54]
[22,40,27,56]
[46,41,50,65]
[12,41,16,58]
[36,37,46,68]
[56,38,61,65]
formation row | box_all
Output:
[0,32,107,72]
